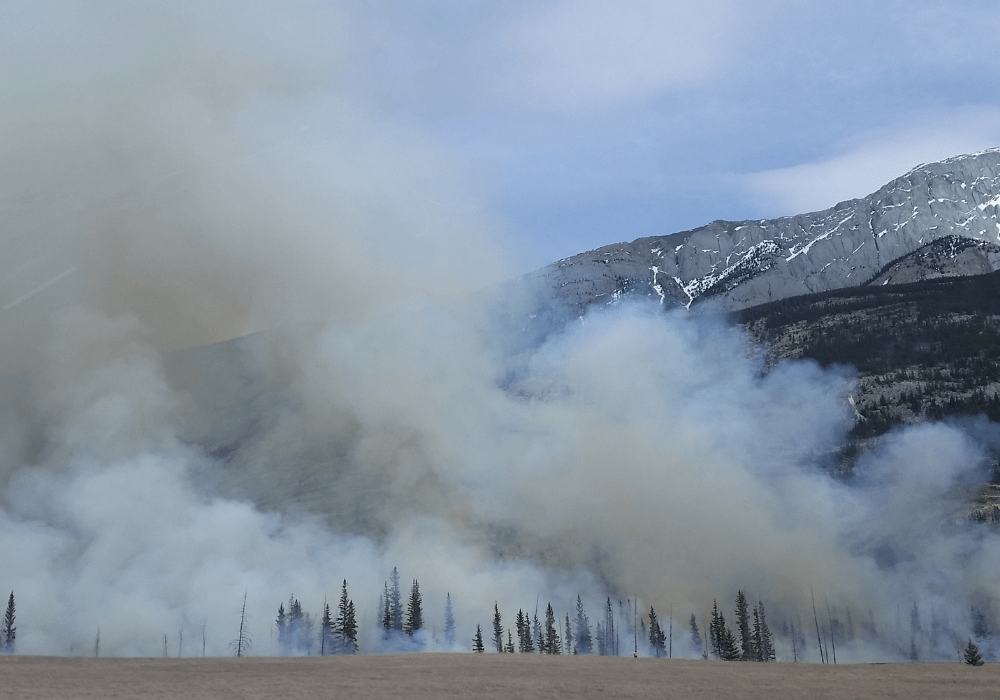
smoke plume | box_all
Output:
[1,2,998,661]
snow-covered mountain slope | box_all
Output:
[519,149,1000,318]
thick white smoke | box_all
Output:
[0,2,998,661]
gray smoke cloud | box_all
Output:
[1,2,998,661]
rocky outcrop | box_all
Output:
[520,149,1000,318]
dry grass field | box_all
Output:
[1,654,997,700]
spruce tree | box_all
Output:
[505,630,515,654]
[544,603,561,654]
[735,591,753,661]
[964,639,985,666]
[492,603,504,652]
[1,592,14,654]
[337,580,358,654]
[689,615,702,657]
[406,580,423,637]
[276,603,288,654]
[753,602,775,662]
[473,625,485,653]
[444,593,456,647]
[320,601,333,656]
[648,607,666,658]
[564,614,573,655]
[389,568,403,633]
[574,596,592,654]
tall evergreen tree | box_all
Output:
[389,568,403,633]
[752,602,775,662]
[595,622,605,656]
[648,607,666,658]
[492,603,504,652]
[406,580,423,637]
[275,603,288,654]
[473,625,485,653]
[505,630,515,654]
[564,614,573,655]
[1,592,14,654]
[320,601,333,656]
[735,591,753,661]
[544,603,561,654]
[336,580,358,654]
[444,593,456,647]
[381,584,392,638]
[689,614,702,657]
[574,596,592,654]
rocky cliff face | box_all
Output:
[520,149,1000,319]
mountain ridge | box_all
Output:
[516,148,1000,322]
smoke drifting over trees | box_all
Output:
[0,1,999,662]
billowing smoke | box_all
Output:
[1,3,998,661]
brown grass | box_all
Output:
[0,654,997,700]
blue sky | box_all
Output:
[335,1,1000,265]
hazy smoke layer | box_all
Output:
[1,3,998,661]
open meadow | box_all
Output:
[0,654,997,700]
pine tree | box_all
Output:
[382,584,392,635]
[735,591,753,661]
[337,580,358,654]
[596,622,605,656]
[753,602,775,662]
[564,614,573,655]
[689,614,703,657]
[473,625,485,653]
[275,603,288,654]
[574,596,592,654]
[320,601,333,656]
[964,639,985,666]
[444,593,456,647]
[648,607,666,658]
[1,592,14,654]
[544,603,561,654]
[709,601,723,659]
[406,580,423,637]
[287,596,305,654]
[505,630,515,654]
[492,603,504,652]
[389,568,403,633]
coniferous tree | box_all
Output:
[320,601,333,656]
[505,630,515,654]
[709,601,723,658]
[533,612,542,654]
[492,603,504,652]
[752,602,775,662]
[964,639,985,666]
[595,622,605,656]
[389,568,403,633]
[544,603,561,654]
[406,580,423,637]
[444,593,456,647]
[735,591,753,661]
[337,580,358,654]
[565,614,573,655]
[574,596,592,654]
[382,584,392,635]
[689,615,703,657]
[276,603,288,654]
[648,607,666,658]
[1,592,14,654]
[473,625,485,653]
[287,596,305,654]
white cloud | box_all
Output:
[509,0,756,110]
[741,107,1000,217]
